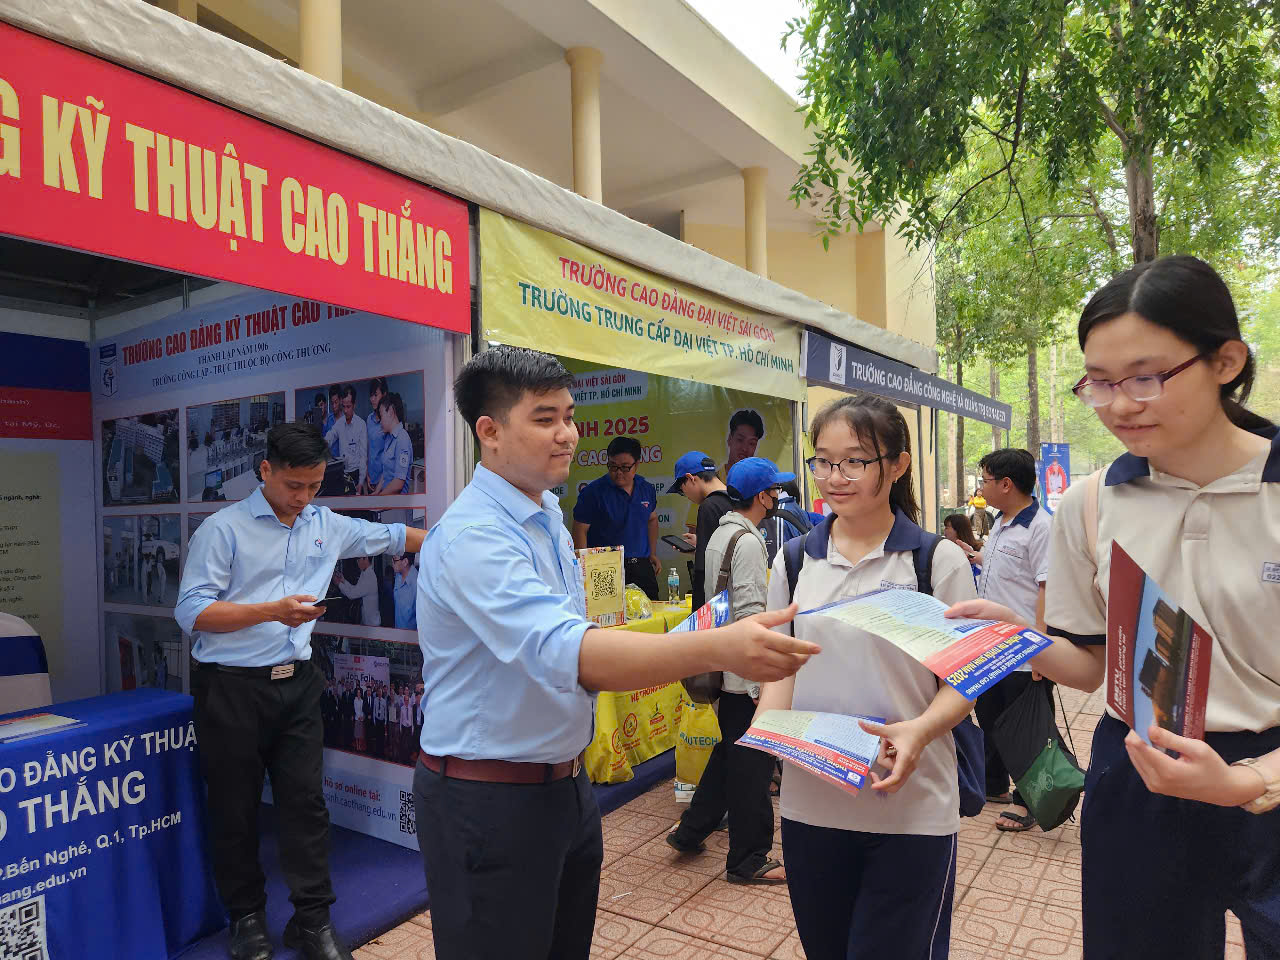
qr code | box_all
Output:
[0,895,48,960]
[589,567,618,597]
[399,790,416,836]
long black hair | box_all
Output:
[810,394,920,523]
[1079,255,1272,432]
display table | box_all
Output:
[0,689,223,959]
[586,600,695,783]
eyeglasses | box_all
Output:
[607,461,637,474]
[806,455,887,481]
[1072,354,1204,408]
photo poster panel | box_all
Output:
[94,285,453,850]
[555,356,794,594]
[0,332,99,702]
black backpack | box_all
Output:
[781,516,987,817]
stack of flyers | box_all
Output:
[738,710,883,794]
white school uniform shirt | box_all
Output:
[325,414,368,485]
[978,498,1052,672]
[766,510,978,836]
[1045,429,1280,733]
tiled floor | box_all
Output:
[355,687,1248,959]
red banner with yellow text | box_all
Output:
[0,23,470,332]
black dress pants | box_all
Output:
[624,556,661,601]
[191,659,335,926]
[973,672,1054,804]
[671,691,776,876]
[413,761,603,960]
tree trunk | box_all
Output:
[1048,344,1059,443]
[1026,345,1041,454]
[945,361,958,505]
[1126,148,1158,262]
[990,364,1002,450]
[955,359,966,503]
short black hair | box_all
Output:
[607,436,643,461]
[979,448,1037,495]
[453,346,575,440]
[266,422,330,469]
[340,384,356,402]
[329,385,341,400]
[313,392,325,405]
[378,391,405,424]
[369,376,389,397]
[729,408,765,439]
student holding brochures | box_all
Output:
[951,256,1280,960]
[758,394,977,960]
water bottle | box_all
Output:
[667,568,682,603]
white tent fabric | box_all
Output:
[0,0,938,373]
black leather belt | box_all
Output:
[194,660,302,680]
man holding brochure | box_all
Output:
[667,457,794,884]
[413,346,817,960]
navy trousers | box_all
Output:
[1082,714,1280,959]
[781,817,956,960]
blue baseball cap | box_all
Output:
[726,457,795,501]
[671,451,716,494]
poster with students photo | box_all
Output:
[311,634,426,769]
[103,514,180,607]
[186,392,286,502]
[294,371,426,498]
[321,508,423,630]
[104,611,189,694]
[102,410,180,506]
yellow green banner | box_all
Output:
[553,356,794,592]
[479,208,805,401]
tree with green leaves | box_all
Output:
[788,0,1278,263]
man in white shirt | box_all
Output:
[324,384,367,493]
[973,448,1054,832]
[333,557,380,627]
[667,457,791,884]
[387,688,400,761]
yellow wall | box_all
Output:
[681,222,862,324]
[803,386,938,532]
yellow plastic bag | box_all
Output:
[625,585,653,622]
[675,694,721,785]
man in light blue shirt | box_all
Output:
[413,346,817,960]
[362,377,388,494]
[370,392,414,496]
[176,422,425,960]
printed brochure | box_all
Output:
[1107,541,1212,753]
[801,589,1052,699]
[0,712,84,744]
[738,710,883,793]
[668,590,732,633]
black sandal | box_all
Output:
[726,858,786,885]
[996,811,1037,832]
[665,830,704,854]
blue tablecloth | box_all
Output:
[0,689,223,959]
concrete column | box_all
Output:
[742,166,768,276]
[300,0,343,87]
[565,47,604,203]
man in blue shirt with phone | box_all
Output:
[176,422,426,960]
[413,346,818,960]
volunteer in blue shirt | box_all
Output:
[413,346,818,960]
[362,377,388,495]
[176,422,427,960]
[571,435,661,599]
[369,391,413,496]
[391,553,416,629]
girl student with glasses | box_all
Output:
[950,255,1280,960]
[758,394,978,960]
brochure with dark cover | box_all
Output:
[1107,542,1212,755]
